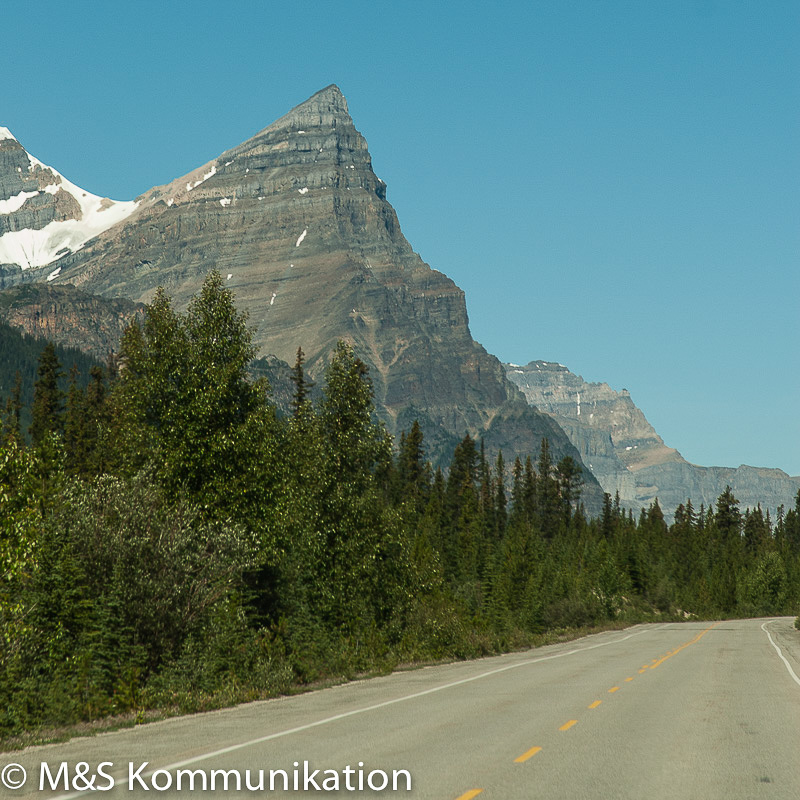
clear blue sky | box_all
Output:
[3,0,798,474]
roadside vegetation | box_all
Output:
[1,271,798,745]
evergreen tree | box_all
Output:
[715,486,743,542]
[536,439,561,536]
[556,455,583,522]
[64,365,89,475]
[395,420,429,514]
[1,372,23,445]
[446,434,479,525]
[509,456,525,526]
[85,365,111,475]
[290,346,314,416]
[494,451,507,536]
[29,343,64,447]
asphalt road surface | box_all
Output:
[4,618,799,799]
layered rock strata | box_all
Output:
[506,360,800,517]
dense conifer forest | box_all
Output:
[0,322,99,442]
[1,272,798,742]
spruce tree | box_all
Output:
[536,439,561,537]
[494,451,507,536]
[64,364,89,475]
[290,346,314,416]
[29,342,64,447]
[2,371,23,445]
[396,419,429,513]
[556,455,583,522]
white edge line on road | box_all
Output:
[52,624,665,799]
[761,619,800,688]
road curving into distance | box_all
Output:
[4,618,799,799]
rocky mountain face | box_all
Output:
[506,361,800,517]
[0,284,142,362]
[6,87,604,508]
[0,127,137,285]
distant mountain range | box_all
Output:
[1,86,795,517]
[505,360,800,518]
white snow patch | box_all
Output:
[626,446,633,451]
[186,165,217,192]
[166,198,174,207]
[0,148,138,269]
[258,196,264,200]
[0,126,16,141]
[576,392,581,416]
[513,369,523,374]
[508,363,520,368]
[270,292,277,305]
[0,190,39,214]
[295,228,307,247]
[224,160,233,167]
[297,130,305,134]
[220,197,232,207]
[46,266,61,282]
[298,187,309,194]
[226,273,232,280]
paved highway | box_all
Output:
[4,618,799,799]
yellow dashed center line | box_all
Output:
[514,745,543,763]
[459,623,722,800]
[649,622,719,669]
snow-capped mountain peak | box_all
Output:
[0,128,138,271]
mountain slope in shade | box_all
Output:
[0,127,137,279]
[506,360,800,517]
[24,86,604,507]
[0,284,143,362]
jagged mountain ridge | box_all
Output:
[0,127,136,281]
[3,87,604,507]
[506,360,800,517]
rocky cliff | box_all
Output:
[0,284,142,362]
[7,87,603,507]
[506,360,800,517]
